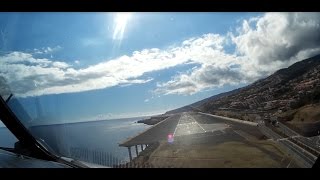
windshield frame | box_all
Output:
[0,95,87,168]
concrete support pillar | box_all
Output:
[128,147,132,161]
[140,144,143,151]
[135,145,139,157]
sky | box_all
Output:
[0,12,320,125]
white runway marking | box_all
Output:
[189,114,206,133]
[173,112,230,137]
[173,113,183,137]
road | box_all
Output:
[258,123,318,167]
[119,114,181,147]
[173,112,229,137]
[120,111,265,146]
[121,111,318,167]
[276,121,320,156]
[120,112,233,147]
[187,112,319,168]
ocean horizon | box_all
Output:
[0,116,151,166]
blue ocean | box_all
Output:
[0,117,150,166]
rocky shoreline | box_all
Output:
[136,115,169,125]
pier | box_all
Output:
[119,114,180,161]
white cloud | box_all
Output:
[232,12,320,65]
[155,12,320,95]
[144,98,149,103]
[0,51,158,97]
[74,60,80,64]
[34,46,62,54]
[0,33,225,97]
[1,13,320,98]
[155,63,247,95]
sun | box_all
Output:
[113,13,132,41]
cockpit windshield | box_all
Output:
[1,12,320,168]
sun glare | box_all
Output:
[113,13,132,41]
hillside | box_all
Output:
[199,54,320,114]
[165,87,242,114]
[166,54,320,136]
